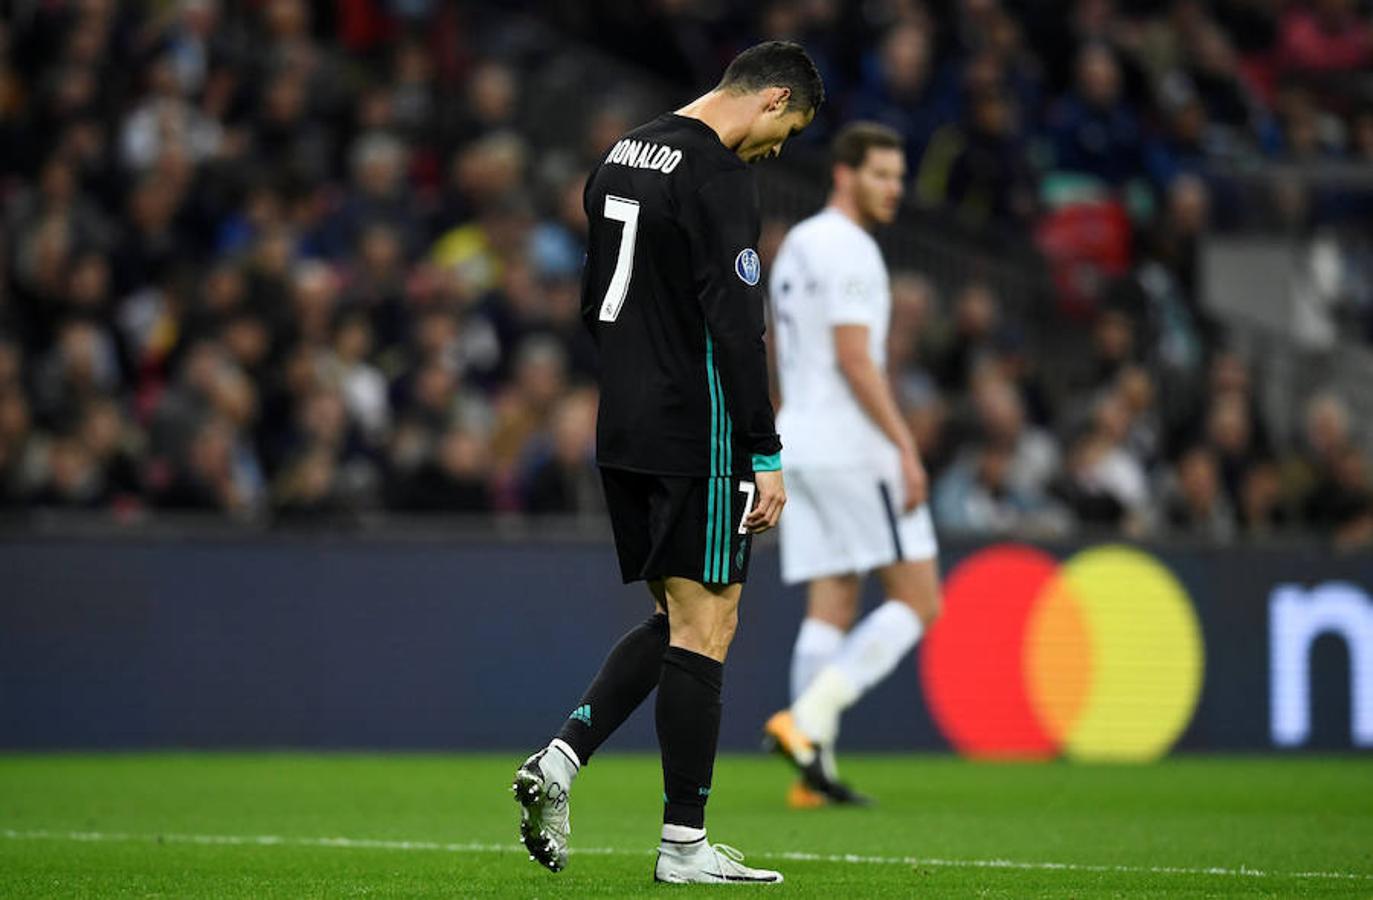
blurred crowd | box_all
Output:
[868,273,1373,547]
[1,0,1371,543]
[561,0,1373,214]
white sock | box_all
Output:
[542,738,580,788]
[833,600,923,695]
[791,666,858,745]
[793,601,923,744]
[661,823,706,844]
[789,618,845,702]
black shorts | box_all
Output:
[600,467,756,585]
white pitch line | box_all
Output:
[2,828,1369,883]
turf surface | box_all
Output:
[0,753,1369,897]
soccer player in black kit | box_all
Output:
[512,42,822,885]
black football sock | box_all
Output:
[656,646,724,829]
[555,612,669,764]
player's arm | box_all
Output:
[834,324,927,512]
[691,169,785,533]
[578,178,603,340]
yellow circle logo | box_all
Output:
[922,544,1205,761]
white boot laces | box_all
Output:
[711,843,748,873]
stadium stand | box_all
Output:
[2,0,1372,546]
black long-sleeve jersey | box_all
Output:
[581,113,781,478]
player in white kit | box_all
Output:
[762,122,942,807]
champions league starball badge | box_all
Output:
[735,248,761,286]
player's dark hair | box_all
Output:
[830,121,904,169]
[717,41,825,114]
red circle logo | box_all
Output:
[920,544,1205,761]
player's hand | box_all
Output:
[746,469,786,534]
[900,449,927,513]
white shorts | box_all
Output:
[779,464,939,585]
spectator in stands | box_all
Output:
[521,389,601,515]
[0,340,21,392]
[1206,350,1272,448]
[1238,459,1290,536]
[1114,365,1163,469]
[1145,89,1213,192]
[119,54,222,172]
[930,281,1000,394]
[529,174,589,284]
[32,433,107,509]
[489,336,569,478]
[388,39,439,147]
[1051,392,1153,534]
[287,261,341,349]
[931,438,995,529]
[1180,22,1272,146]
[218,312,273,394]
[341,224,410,348]
[850,22,949,162]
[7,157,110,283]
[1342,107,1373,227]
[1288,392,1373,541]
[394,357,472,439]
[273,446,350,522]
[63,251,113,322]
[1284,390,1351,514]
[76,398,143,504]
[286,387,373,488]
[431,183,535,303]
[970,373,1060,496]
[1278,0,1373,73]
[0,387,43,507]
[156,415,261,515]
[1051,430,1126,531]
[388,424,493,513]
[1163,444,1237,541]
[151,341,246,463]
[887,272,940,379]
[1353,106,1373,163]
[471,257,554,383]
[1205,391,1261,506]
[981,8,1046,122]
[32,319,121,428]
[322,131,419,261]
[446,132,532,229]
[1066,306,1138,401]
[444,60,522,151]
[328,313,391,446]
[933,441,1066,535]
[249,68,334,185]
[112,174,188,298]
[539,275,598,384]
[916,87,1037,231]
[1323,447,1373,548]
[1046,43,1143,186]
[1273,83,1340,164]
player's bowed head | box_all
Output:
[674,41,825,164]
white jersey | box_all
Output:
[770,207,894,468]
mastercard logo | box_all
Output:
[920,544,1204,761]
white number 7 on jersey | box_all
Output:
[737,481,756,535]
[598,195,640,323]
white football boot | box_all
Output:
[511,744,576,872]
[654,838,784,884]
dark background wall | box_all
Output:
[1,536,1368,753]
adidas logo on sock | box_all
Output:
[569,704,592,727]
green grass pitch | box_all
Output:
[1,753,1370,897]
